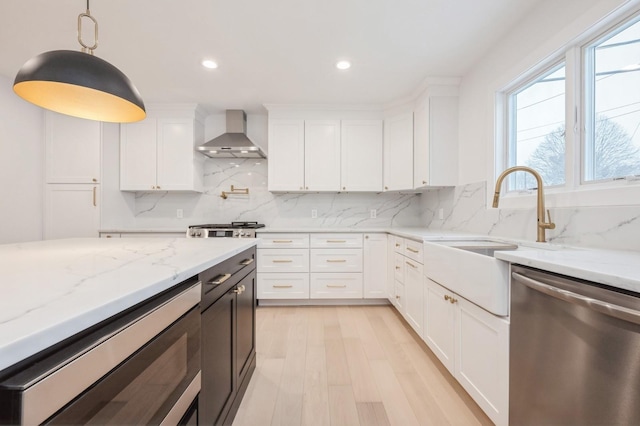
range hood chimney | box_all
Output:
[197,110,266,158]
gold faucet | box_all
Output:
[492,166,556,243]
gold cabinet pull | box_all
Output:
[240,258,254,266]
[422,180,427,185]
[406,261,417,268]
[444,294,458,304]
[273,240,293,243]
[326,259,347,263]
[395,266,401,270]
[92,187,96,206]
[326,284,347,288]
[209,273,231,285]
[406,247,419,253]
[395,243,401,247]
[327,240,347,243]
[272,259,293,263]
[273,284,293,288]
[92,178,97,183]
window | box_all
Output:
[500,10,640,198]
[507,65,566,191]
[584,18,640,182]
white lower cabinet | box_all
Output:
[363,234,388,298]
[424,277,509,426]
[403,258,424,338]
[256,248,309,273]
[257,273,310,299]
[310,273,363,299]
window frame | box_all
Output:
[494,5,640,209]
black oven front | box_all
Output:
[0,279,201,425]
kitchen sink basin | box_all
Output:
[423,239,517,316]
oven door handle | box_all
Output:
[512,272,640,325]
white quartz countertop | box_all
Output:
[494,247,640,294]
[0,237,257,373]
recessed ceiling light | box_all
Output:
[202,59,218,69]
[336,61,351,70]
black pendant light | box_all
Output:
[13,1,145,123]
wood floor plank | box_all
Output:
[342,337,382,402]
[336,306,359,339]
[328,385,360,426]
[233,358,284,426]
[352,307,386,361]
[356,402,392,426]
[368,313,414,374]
[301,344,330,426]
[324,338,351,386]
[369,359,421,426]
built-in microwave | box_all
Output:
[0,278,201,425]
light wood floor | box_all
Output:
[232,305,493,426]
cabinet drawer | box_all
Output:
[310,273,363,299]
[310,233,363,248]
[310,249,363,273]
[404,239,424,264]
[257,249,309,273]
[392,236,405,253]
[257,273,309,299]
[257,233,309,249]
[394,253,405,283]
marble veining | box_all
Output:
[0,238,257,372]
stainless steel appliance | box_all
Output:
[187,221,265,238]
[196,110,266,159]
[510,265,640,425]
[0,278,201,425]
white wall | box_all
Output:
[0,76,44,243]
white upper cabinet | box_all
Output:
[44,184,100,239]
[120,105,205,192]
[414,89,459,188]
[304,120,341,191]
[45,112,101,183]
[383,112,414,191]
[267,119,305,191]
[341,120,383,192]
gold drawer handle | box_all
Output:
[444,294,458,304]
[395,243,401,247]
[395,266,401,270]
[272,260,293,263]
[326,259,347,263]
[326,284,347,288]
[406,247,420,253]
[406,261,417,268]
[240,258,254,265]
[327,240,347,243]
[208,273,231,285]
[273,284,293,288]
[273,240,293,243]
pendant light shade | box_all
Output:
[14,50,146,123]
[13,2,145,123]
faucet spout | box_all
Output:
[492,166,556,243]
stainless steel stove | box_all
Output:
[186,222,265,238]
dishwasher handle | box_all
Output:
[512,271,640,326]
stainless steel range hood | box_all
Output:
[197,110,266,158]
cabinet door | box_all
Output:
[403,259,424,337]
[157,119,195,191]
[423,277,456,373]
[200,290,236,425]
[120,119,158,191]
[44,184,100,239]
[456,296,509,426]
[386,236,396,301]
[363,234,388,299]
[341,120,383,191]
[45,111,101,183]
[304,120,341,191]
[383,112,413,191]
[414,96,458,188]
[267,119,305,191]
[236,271,256,384]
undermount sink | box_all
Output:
[423,239,517,316]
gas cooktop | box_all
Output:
[187,222,265,238]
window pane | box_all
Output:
[508,65,566,191]
[585,17,640,182]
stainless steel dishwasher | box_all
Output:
[510,265,640,425]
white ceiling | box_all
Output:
[0,0,543,115]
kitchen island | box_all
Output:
[0,237,257,373]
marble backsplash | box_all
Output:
[132,159,423,229]
[420,181,640,252]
